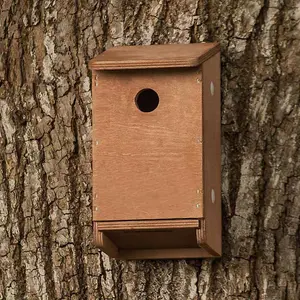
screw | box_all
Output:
[95,75,98,86]
[196,137,202,144]
[210,81,214,96]
[196,78,201,84]
[196,189,200,194]
[95,140,99,145]
[211,189,215,204]
[196,203,201,208]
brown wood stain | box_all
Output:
[90,43,221,259]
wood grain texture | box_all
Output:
[105,228,200,249]
[91,48,221,259]
[96,228,216,259]
[196,225,220,256]
[89,42,220,70]
[94,219,219,259]
[93,67,204,221]
[202,53,222,255]
[96,219,200,230]
[1,0,300,299]
[98,232,119,257]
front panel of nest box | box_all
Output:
[92,67,204,221]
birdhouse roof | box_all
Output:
[89,42,220,70]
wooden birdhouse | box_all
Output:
[89,43,221,259]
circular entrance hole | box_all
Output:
[135,89,159,113]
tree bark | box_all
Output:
[0,0,299,299]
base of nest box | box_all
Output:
[93,219,221,260]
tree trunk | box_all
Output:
[0,0,299,299]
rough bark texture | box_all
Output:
[0,0,299,299]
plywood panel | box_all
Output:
[96,219,200,231]
[202,53,222,255]
[93,68,203,221]
[98,232,119,257]
[89,43,220,70]
[106,228,199,249]
[94,227,218,259]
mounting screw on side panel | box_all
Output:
[95,140,99,145]
[196,78,201,84]
[210,81,214,96]
[211,189,215,204]
[95,75,98,86]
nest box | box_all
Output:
[89,43,221,259]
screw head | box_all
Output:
[95,140,99,145]
[210,81,214,96]
[211,189,215,204]
[196,203,201,208]
[196,78,201,84]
